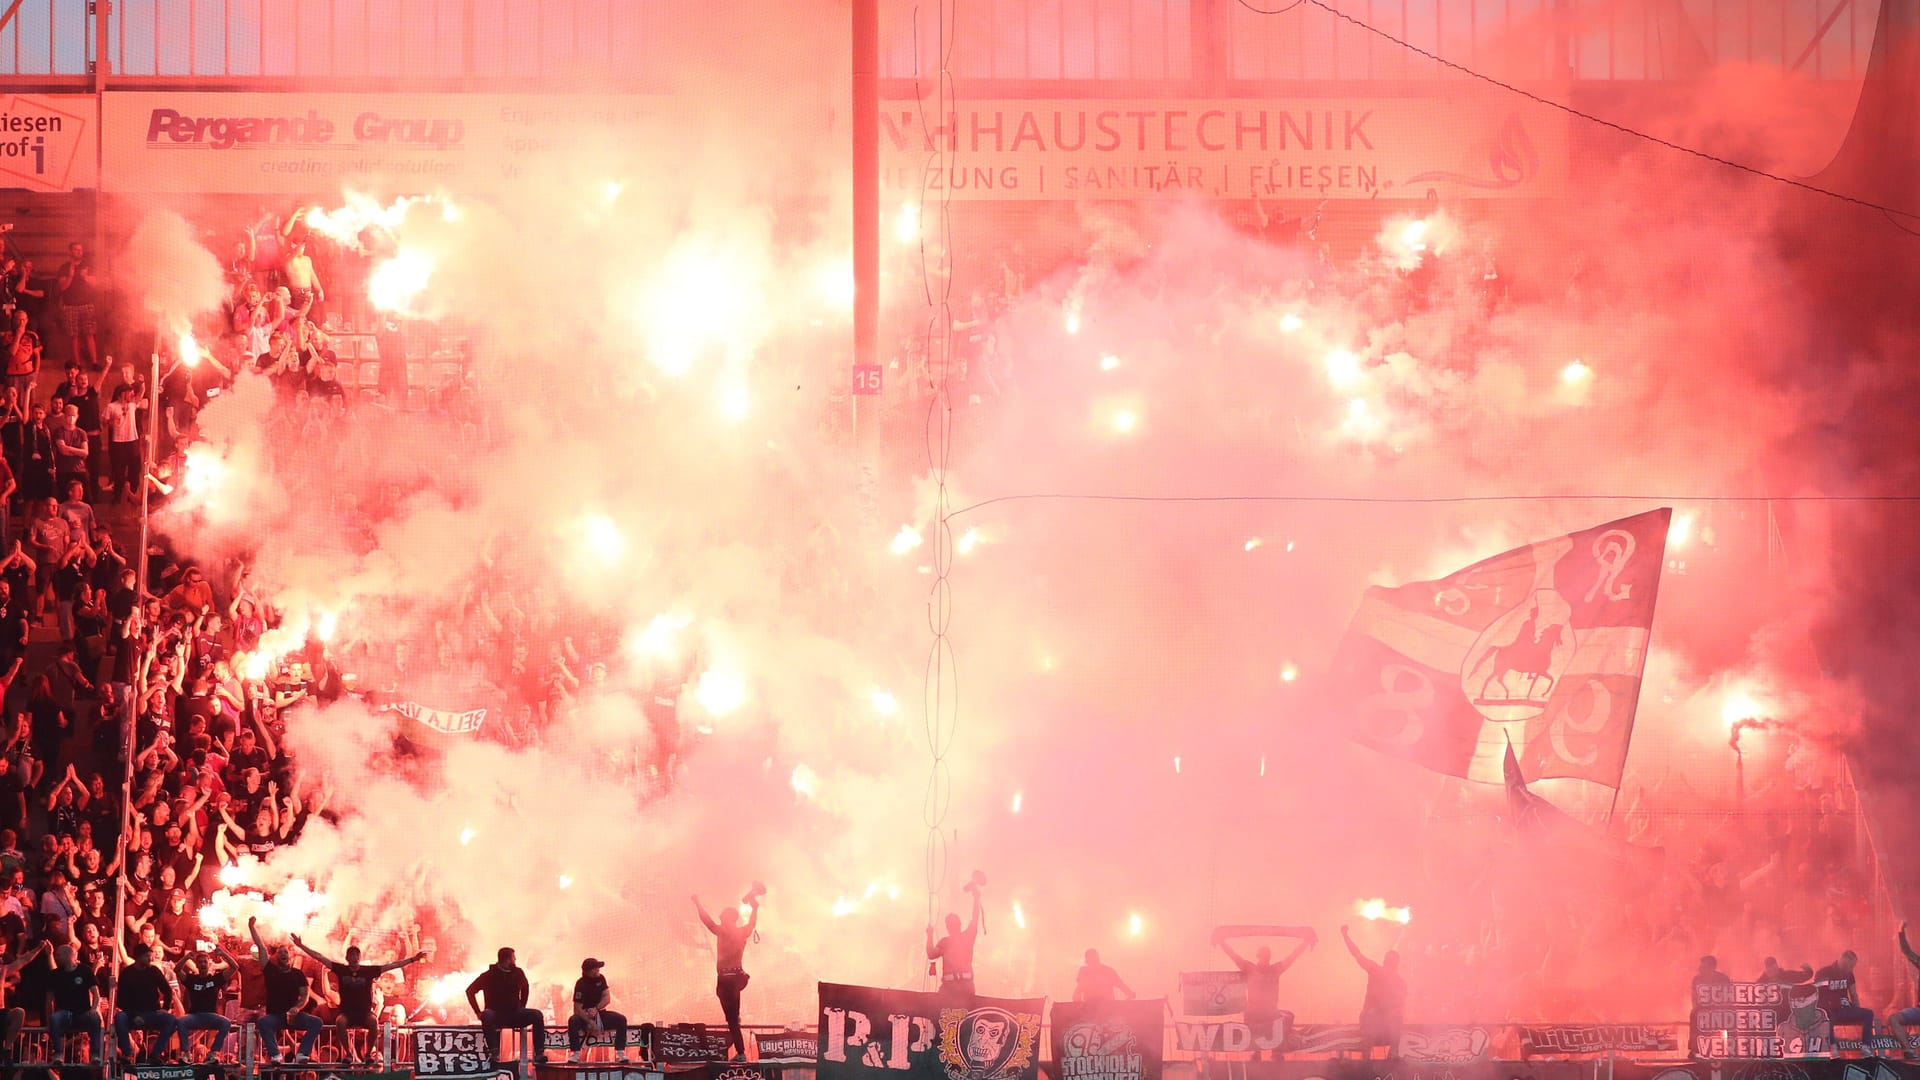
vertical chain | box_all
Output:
[915,0,961,981]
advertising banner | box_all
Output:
[0,94,95,191]
[102,92,674,196]
[872,97,1568,201]
[98,91,1563,202]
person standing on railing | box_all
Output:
[925,882,983,996]
[1342,924,1406,1062]
[694,892,760,1061]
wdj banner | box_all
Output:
[1518,1023,1681,1056]
[1178,972,1247,1017]
[1049,1000,1163,1080]
[818,982,1043,1080]
[1169,1016,1290,1059]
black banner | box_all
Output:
[1519,1025,1680,1056]
[757,1031,822,1062]
[818,982,1044,1080]
[1689,981,1834,1059]
[653,1025,735,1064]
[130,1068,199,1080]
[415,1027,516,1080]
[1050,1000,1164,1080]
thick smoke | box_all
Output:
[114,0,1920,1032]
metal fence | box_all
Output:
[0,0,1875,84]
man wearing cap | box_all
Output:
[293,932,425,1064]
[467,946,548,1065]
[568,958,631,1063]
[114,943,177,1064]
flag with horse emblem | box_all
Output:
[1329,508,1669,786]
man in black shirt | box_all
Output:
[1073,949,1136,1003]
[154,889,199,959]
[467,946,548,1065]
[294,933,424,1064]
[567,958,631,1062]
[113,943,176,1064]
[46,942,102,1063]
[1342,924,1407,1062]
[1757,957,1815,987]
[1814,949,1876,1039]
[250,916,322,1063]
[178,943,240,1064]
[1216,928,1313,1056]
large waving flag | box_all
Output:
[1328,508,1669,786]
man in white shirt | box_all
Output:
[102,384,141,503]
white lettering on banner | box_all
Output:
[821,1007,934,1070]
[105,92,672,196]
[1172,1019,1288,1054]
[413,1027,509,1080]
[389,701,488,735]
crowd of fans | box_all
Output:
[0,211,499,1067]
[0,196,1893,1070]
